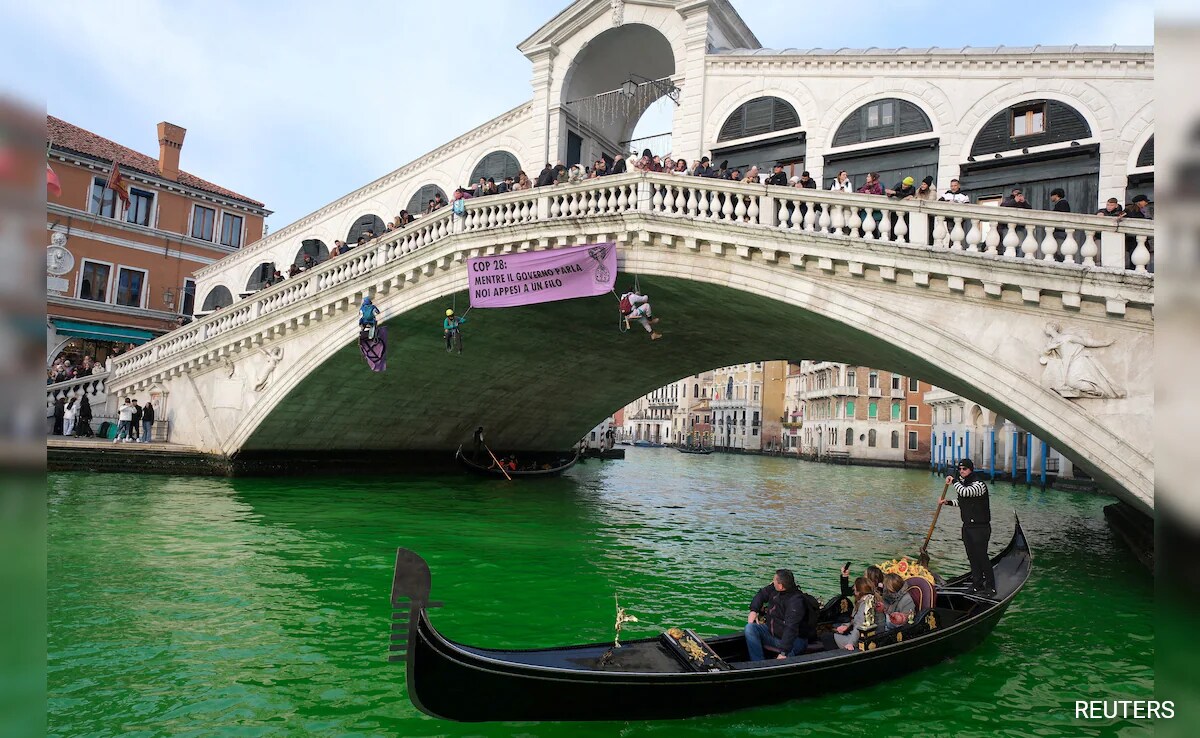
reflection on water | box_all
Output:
[49,449,1152,737]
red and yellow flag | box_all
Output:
[106,161,130,210]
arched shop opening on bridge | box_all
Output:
[712,96,805,178]
[470,151,522,185]
[1128,134,1153,204]
[823,98,937,189]
[245,262,276,293]
[406,184,446,215]
[959,98,1099,210]
[560,23,678,167]
[347,214,386,243]
[294,239,328,267]
[201,285,233,312]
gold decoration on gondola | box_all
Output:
[666,628,708,663]
[877,557,936,585]
[613,597,639,648]
[895,632,903,642]
[925,613,938,630]
[840,599,850,613]
[868,642,877,650]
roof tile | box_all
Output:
[46,115,265,208]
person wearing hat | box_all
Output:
[885,175,917,200]
[766,163,788,186]
[914,175,937,202]
[940,458,996,596]
[443,308,467,354]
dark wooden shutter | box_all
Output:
[971,99,1093,156]
[405,185,447,215]
[1136,136,1153,168]
[470,151,521,183]
[717,97,801,142]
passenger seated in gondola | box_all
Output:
[880,573,916,632]
[744,569,810,661]
[834,577,877,650]
[841,563,887,620]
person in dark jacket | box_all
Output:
[765,163,788,186]
[744,568,810,660]
[1096,198,1123,217]
[610,154,626,174]
[1000,188,1032,209]
[76,395,94,437]
[940,458,995,596]
[1049,188,1071,214]
[129,399,143,441]
[140,400,155,443]
[797,170,817,189]
[535,163,556,187]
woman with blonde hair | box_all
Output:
[834,577,877,650]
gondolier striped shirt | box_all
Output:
[945,478,991,524]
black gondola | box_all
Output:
[676,446,714,455]
[454,445,579,478]
[388,517,1032,722]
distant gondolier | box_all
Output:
[940,458,995,596]
[473,426,485,462]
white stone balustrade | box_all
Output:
[46,372,109,416]
[110,171,1154,384]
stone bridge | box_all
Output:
[52,172,1155,512]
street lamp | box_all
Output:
[163,287,175,309]
[620,79,637,99]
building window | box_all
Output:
[868,401,878,419]
[867,101,894,129]
[181,278,196,316]
[891,403,901,420]
[869,371,879,389]
[115,266,147,308]
[845,428,854,446]
[868,429,877,447]
[192,205,215,241]
[1011,103,1046,137]
[89,178,116,218]
[126,188,154,227]
[753,385,760,402]
[908,405,918,421]
[908,431,919,450]
[891,431,900,449]
[847,369,856,386]
[845,400,855,418]
[908,377,919,392]
[220,212,244,248]
[78,260,111,302]
[891,375,902,391]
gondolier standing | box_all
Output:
[940,458,995,596]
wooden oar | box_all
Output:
[917,480,951,567]
[485,444,512,481]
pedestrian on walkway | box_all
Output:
[130,399,143,441]
[113,398,134,443]
[141,399,155,443]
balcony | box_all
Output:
[890,388,906,399]
[800,385,858,400]
[868,387,883,398]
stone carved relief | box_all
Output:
[47,232,74,275]
[1038,323,1126,399]
[253,347,283,392]
[610,0,623,26]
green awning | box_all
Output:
[50,319,156,345]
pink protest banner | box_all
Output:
[467,242,616,308]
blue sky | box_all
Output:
[3,0,1157,230]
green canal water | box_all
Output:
[48,450,1153,737]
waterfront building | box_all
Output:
[618,371,713,445]
[46,116,269,367]
[710,361,787,452]
[782,363,803,452]
[798,362,933,467]
[925,387,1074,483]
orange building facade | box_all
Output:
[46,116,269,367]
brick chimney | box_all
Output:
[156,122,186,181]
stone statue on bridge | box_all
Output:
[1039,323,1125,399]
[253,347,284,393]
